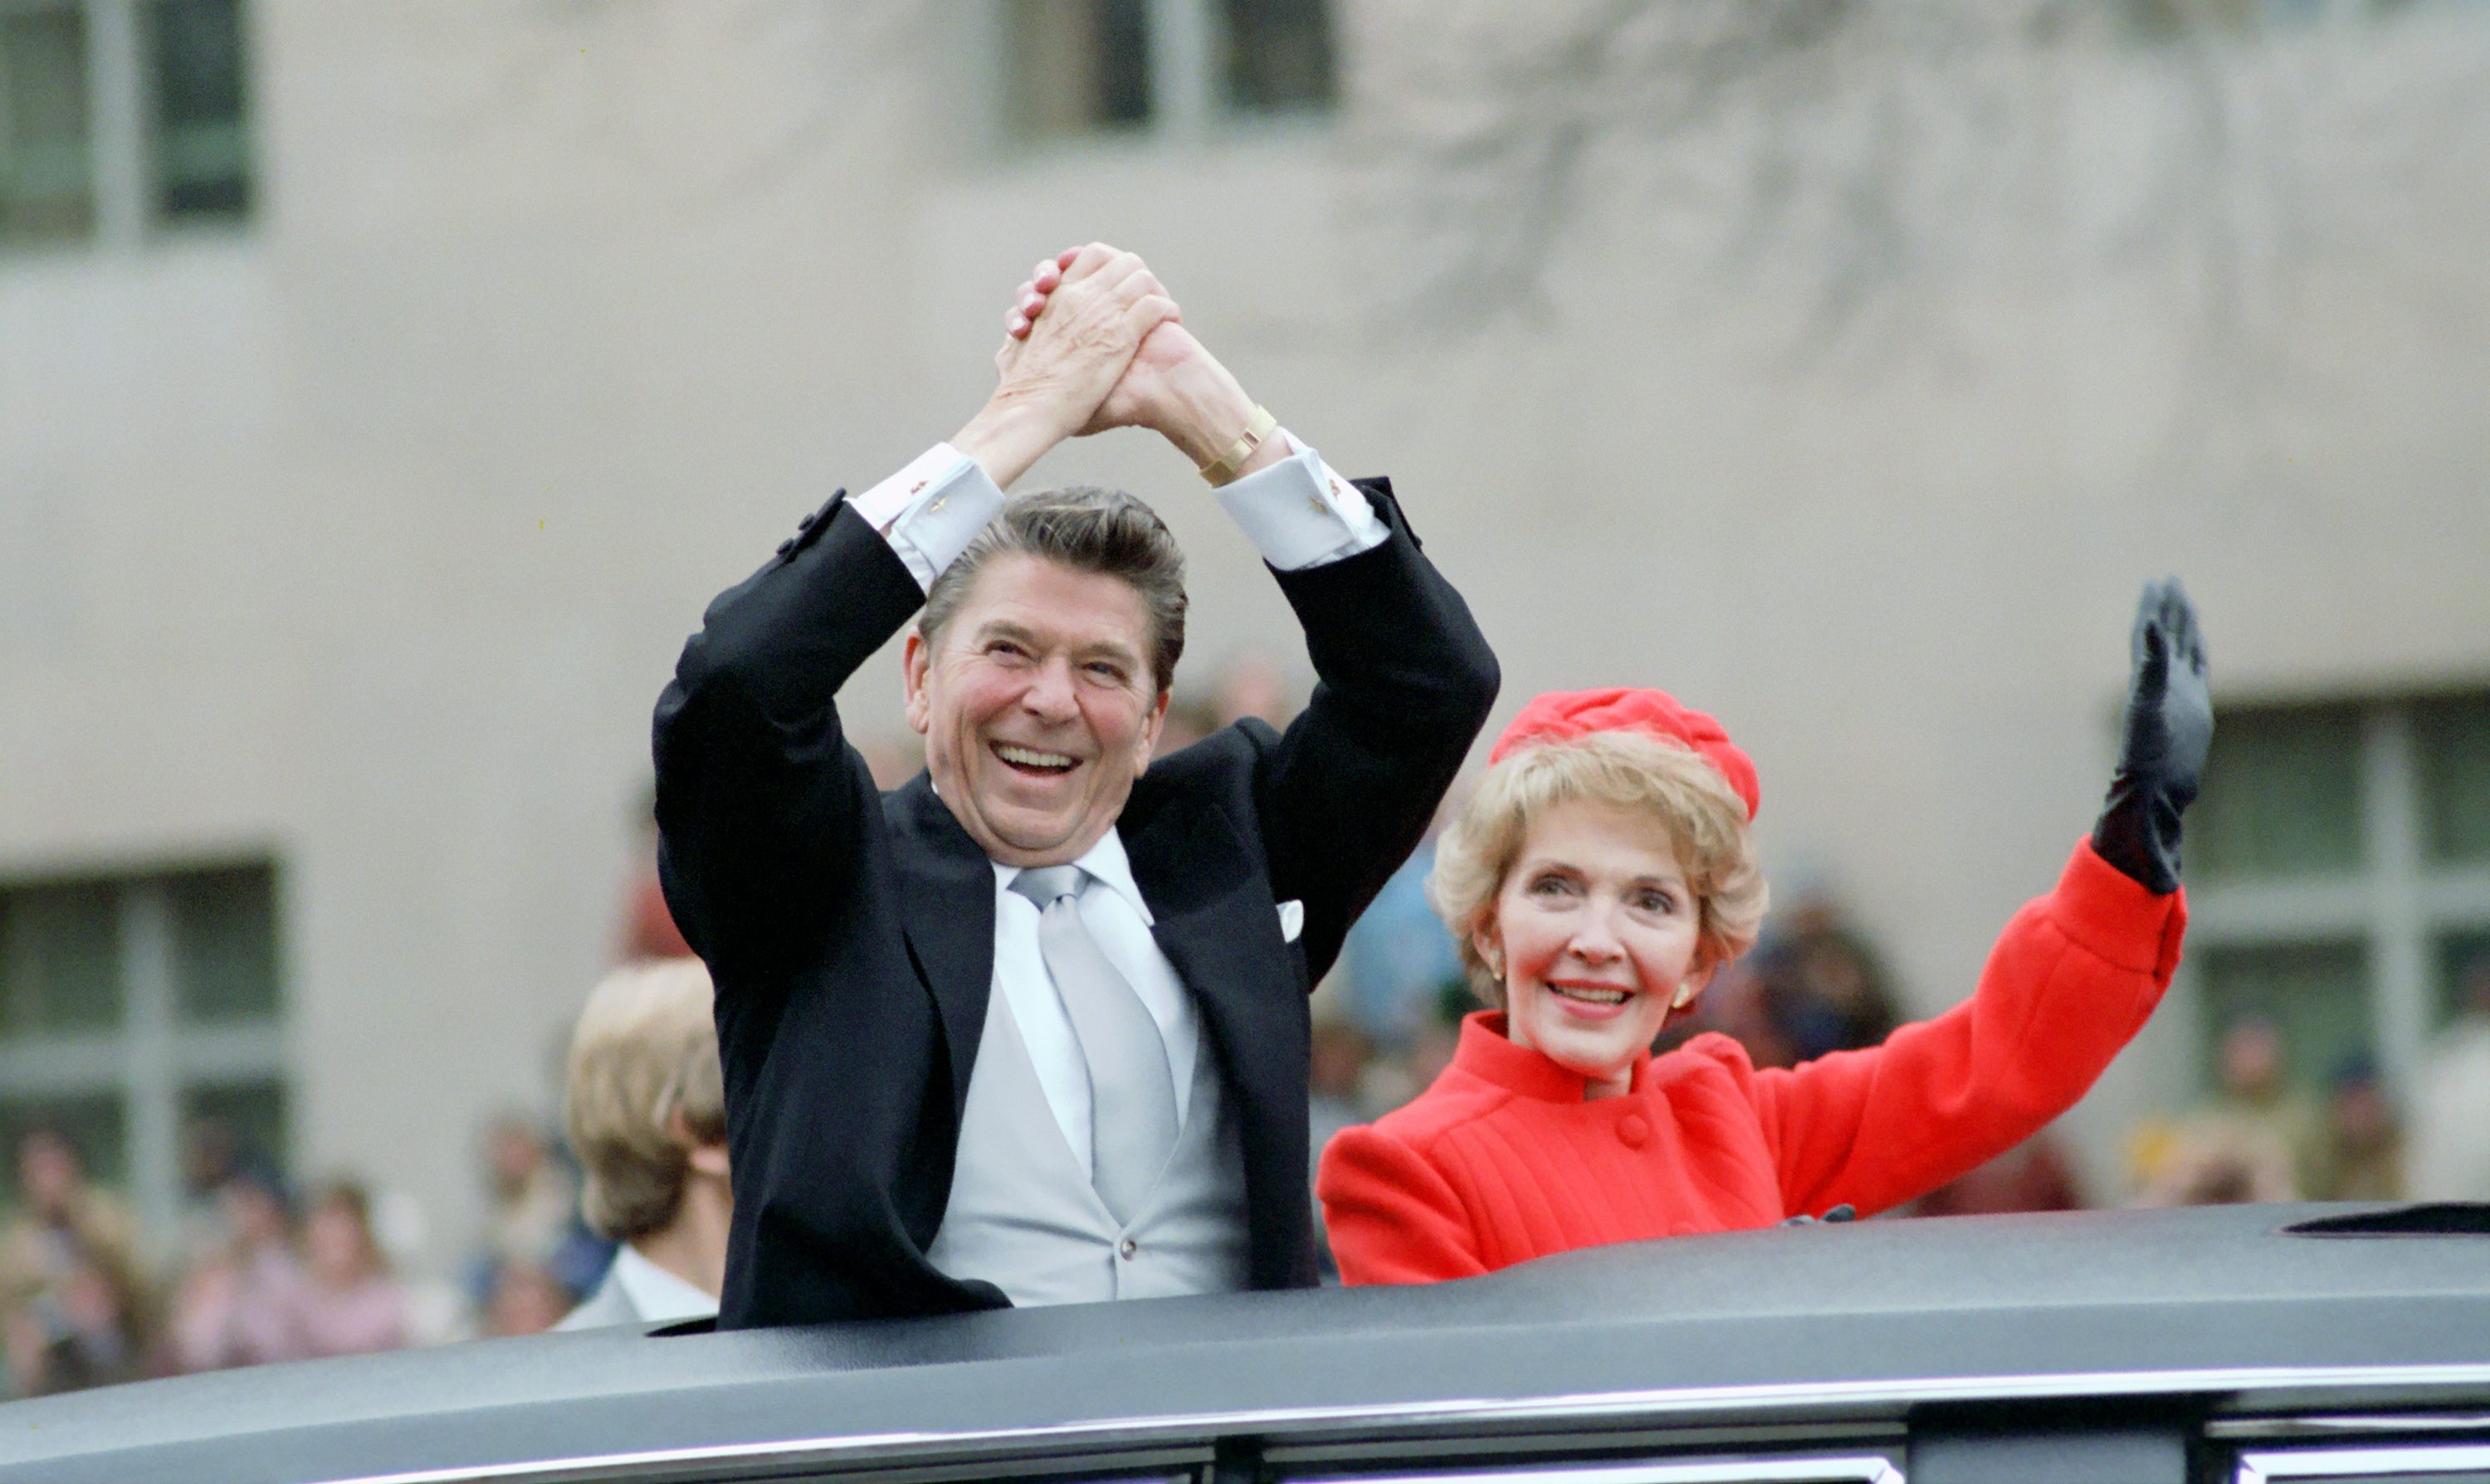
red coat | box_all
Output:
[1317,839,2186,1286]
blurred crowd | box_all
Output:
[0,1109,609,1399]
[2126,959,2490,1211]
[4,655,2485,1400]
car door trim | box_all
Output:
[2237,1442,2490,1481]
[301,1362,2490,1484]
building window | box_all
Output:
[0,0,250,255]
[0,3,95,245]
[145,0,250,222]
[999,0,1336,145]
[2185,692,2490,1093]
[1216,0,1335,116]
[1004,0,1154,140]
[0,862,286,1247]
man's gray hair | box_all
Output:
[919,486,1188,691]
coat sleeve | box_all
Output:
[652,497,926,983]
[1251,481,1501,984]
[1750,838,2189,1218]
[1317,1122,1490,1286]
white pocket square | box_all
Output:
[1277,899,1305,944]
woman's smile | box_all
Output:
[1545,980,1638,1018]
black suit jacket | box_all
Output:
[653,479,1497,1328]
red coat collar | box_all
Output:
[1452,1010,1653,1103]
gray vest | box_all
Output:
[928,984,1251,1306]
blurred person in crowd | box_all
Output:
[2409,954,2490,1201]
[2315,1056,2405,1203]
[1153,696,1218,755]
[856,732,921,792]
[622,790,696,960]
[1339,786,1470,1054]
[1340,848,1462,1052]
[557,959,730,1330]
[1320,582,2207,1283]
[1912,1132,2087,1216]
[652,244,1494,1326]
[472,1115,582,1281]
[1306,1011,1374,1281]
[484,1259,574,1339]
[290,1180,408,1358]
[174,1116,246,1272]
[1353,996,1463,1119]
[1742,891,1902,1062]
[0,1130,149,1397]
[2160,1016,2328,1202]
[2131,1117,2296,1207]
[1676,959,1802,1070]
[1212,651,1292,730]
[1307,1013,1374,1174]
[169,1163,305,1372]
[1679,948,1895,1073]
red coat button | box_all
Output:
[1618,1115,1650,1149]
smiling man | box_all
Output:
[652,245,1499,1327]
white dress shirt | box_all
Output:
[852,432,1385,1182]
[610,1244,720,1325]
[849,432,1389,586]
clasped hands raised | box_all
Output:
[950,244,1269,491]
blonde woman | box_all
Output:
[557,959,730,1330]
[1318,583,2209,1284]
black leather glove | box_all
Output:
[2092,578,2213,895]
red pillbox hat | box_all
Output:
[1488,687,1761,823]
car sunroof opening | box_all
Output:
[2285,1203,2490,1237]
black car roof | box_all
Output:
[4,1203,2487,1484]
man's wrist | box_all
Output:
[950,396,1064,491]
[1149,356,1264,467]
[1199,407,1278,487]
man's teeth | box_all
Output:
[1550,986,1630,1005]
[995,744,1077,770]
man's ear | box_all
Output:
[901,628,933,735]
[669,1110,730,1179]
[1133,687,1171,778]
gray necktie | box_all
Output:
[1008,866,1180,1223]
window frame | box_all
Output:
[984,0,1337,154]
[2239,1441,2490,1482]
[2181,691,2490,1101]
[0,858,288,1252]
[1290,1460,1906,1484]
[0,0,100,247]
[0,0,251,257]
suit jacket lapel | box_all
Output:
[886,774,998,1106]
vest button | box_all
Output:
[1617,1114,1650,1149]
[1118,1237,1139,1260]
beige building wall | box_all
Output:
[2,2,2485,1268]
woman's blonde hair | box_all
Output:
[564,958,725,1242]
[1428,731,1770,1008]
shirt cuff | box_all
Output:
[848,443,1007,592]
[1213,432,1391,572]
